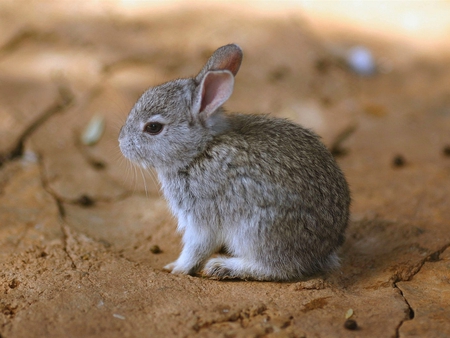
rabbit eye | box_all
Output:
[144,122,163,135]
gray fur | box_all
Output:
[119,44,350,281]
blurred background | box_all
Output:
[1,0,449,207]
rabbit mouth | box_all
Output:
[119,136,142,163]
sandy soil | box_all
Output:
[1,1,450,337]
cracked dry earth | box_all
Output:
[1,2,450,338]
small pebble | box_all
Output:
[81,115,105,146]
[91,160,106,170]
[9,279,20,289]
[150,245,162,254]
[344,319,358,330]
[315,58,331,73]
[78,195,95,207]
[442,145,450,157]
[267,66,289,83]
[345,308,354,319]
[392,155,406,168]
[113,313,125,320]
[347,46,376,76]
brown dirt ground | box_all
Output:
[1,1,450,337]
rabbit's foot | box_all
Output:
[163,261,177,272]
[203,257,259,280]
[163,260,202,276]
[203,257,232,278]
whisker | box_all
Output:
[138,165,149,198]
[122,158,133,190]
[131,162,139,194]
[145,167,159,191]
[111,141,136,192]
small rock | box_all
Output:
[315,58,331,73]
[150,245,162,254]
[392,155,406,168]
[113,313,125,320]
[8,279,20,289]
[81,115,105,146]
[347,46,376,76]
[345,308,354,319]
[442,145,450,157]
[267,66,289,83]
[91,160,106,170]
[77,195,95,207]
[344,319,358,330]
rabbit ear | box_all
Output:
[195,44,243,83]
[193,70,234,119]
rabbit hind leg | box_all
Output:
[203,256,275,281]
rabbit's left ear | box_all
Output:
[192,70,234,118]
[195,44,243,83]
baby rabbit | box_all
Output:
[119,44,350,281]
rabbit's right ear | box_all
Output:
[195,44,243,83]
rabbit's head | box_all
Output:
[119,44,243,170]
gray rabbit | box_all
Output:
[119,44,350,281]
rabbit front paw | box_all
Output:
[163,261,177,272]
[163,260,201,276]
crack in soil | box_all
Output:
[0,75,133,208]
[39,158,114,301]
[392,242,450,338]
[37,143,137,273]
[37,154,78,270]
[391,242,450,284]
[40,158,99,273]
[39,155,134,209]
[0,82,74,167]
[393,283,414,338]
[42,77,145,204]
[61,225,78,270]
[0,27,56,59]
[0,81,73,266]
[38,151,66,219]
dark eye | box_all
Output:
[143,122,163,135]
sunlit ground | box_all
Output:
[31,0,450,52]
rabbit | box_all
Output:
[119,44,350,281]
